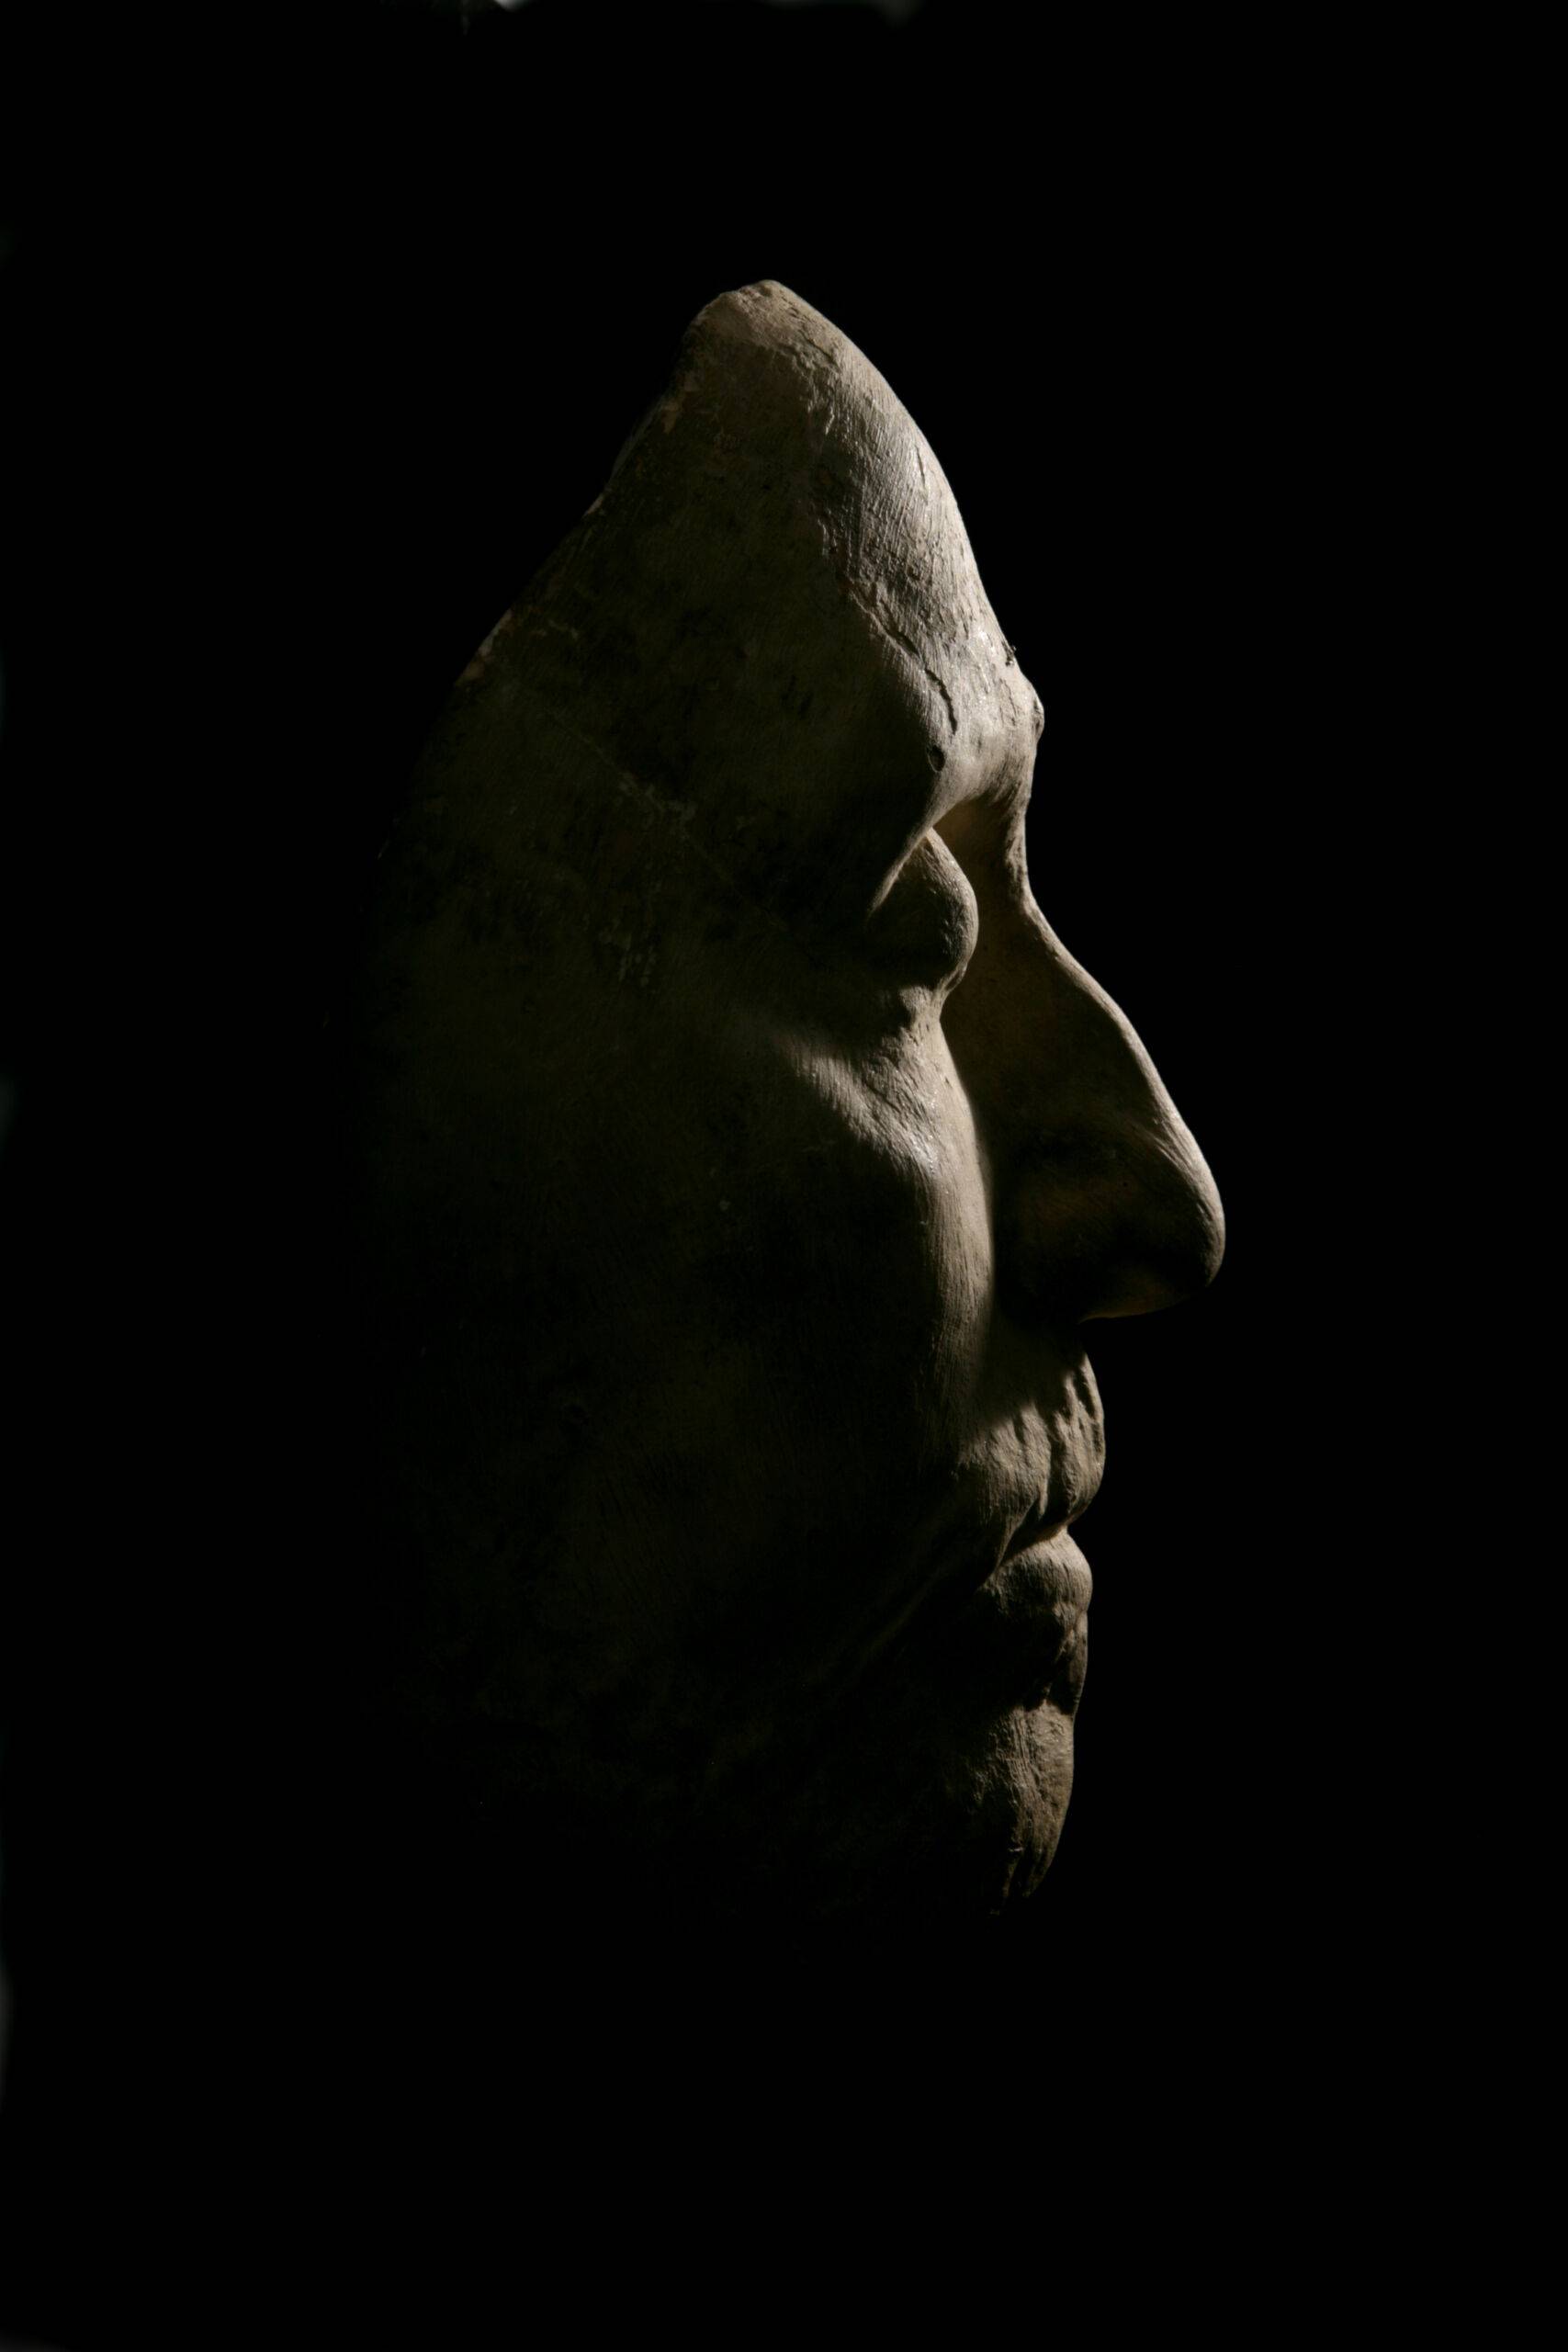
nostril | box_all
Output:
[1082,1218,1224,1320]
[998,1125,1224,1327]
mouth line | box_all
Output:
[867,1475,1100,1686]
[843,1369,1106,1696]
[999,1498,1086,1566]
[886,1526,1093,1712]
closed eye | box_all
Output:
[863,826,978,997]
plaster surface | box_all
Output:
[347,281,1224,1926]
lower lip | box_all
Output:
[999,1530,1094,1613]
[912,1531,1092,1713]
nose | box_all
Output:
[939,846,1224,1328]
[1002,926,1225,1324]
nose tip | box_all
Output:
[1072,1122,1225,1322]
[1000,1106,1224,1328]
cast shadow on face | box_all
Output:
[333,281,1223,1954]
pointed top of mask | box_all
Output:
[425,283,1042,921]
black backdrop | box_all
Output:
[2,2,1391,2335]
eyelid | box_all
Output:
[864,827,979,992]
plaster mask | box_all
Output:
[347,281,1224,1928]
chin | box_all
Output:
[716,1664,1086,1933]
[888,1621,1089,1923]
[990,1700,1079,1908]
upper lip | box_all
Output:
[998,1464,1098,1565]
[991,1385,1105,1569]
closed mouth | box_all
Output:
[881,1495,1097,1702]
[846,1370,1104,1706]
[874,1381,1103,1701]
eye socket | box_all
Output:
[935,786,1040,947]
[863,827,979,994]
[933,793,1009,888]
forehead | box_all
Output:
[446,284,1042,913]
[657,283,1041,791]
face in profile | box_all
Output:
[349,281,1224,1928]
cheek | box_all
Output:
[773,1023,995,1407]
[546,1023,998,1664]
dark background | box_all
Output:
[1,1,1411,2335]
